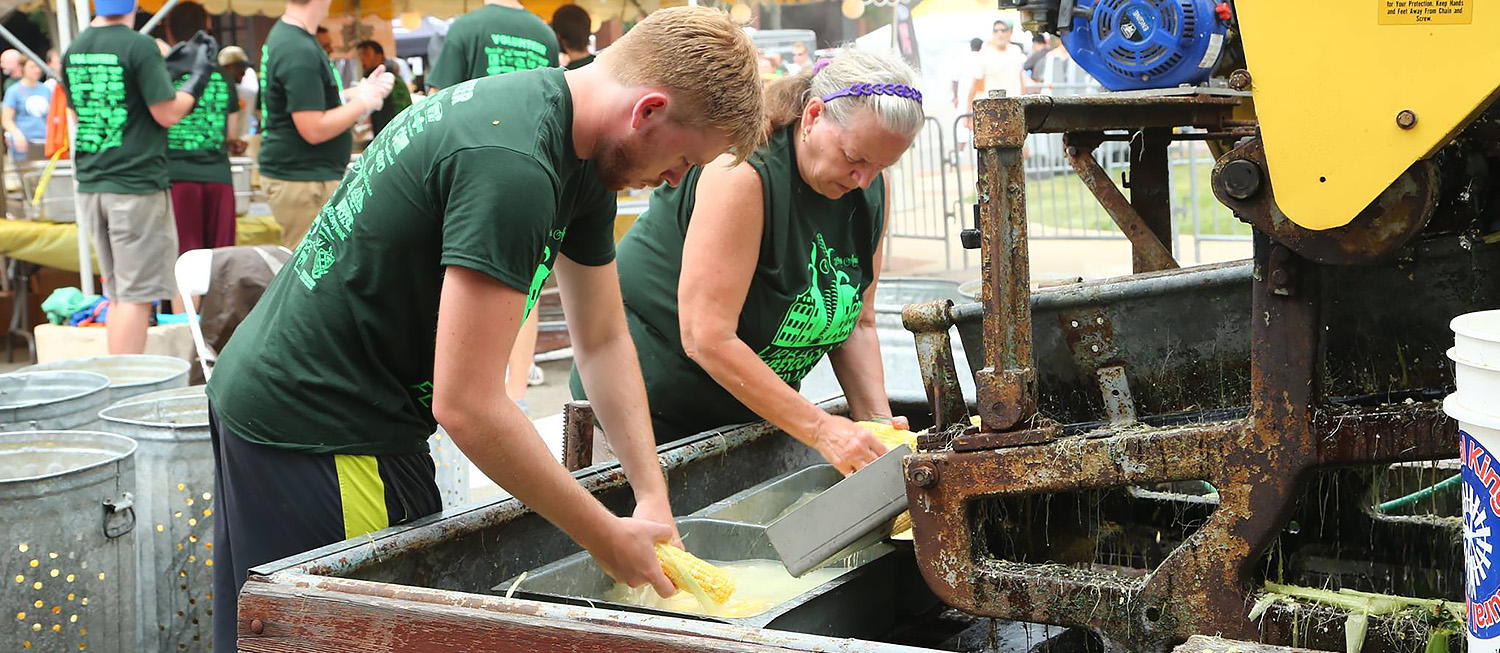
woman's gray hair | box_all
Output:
[765,48,925,135]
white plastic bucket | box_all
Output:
[1454,311,1500,369]
[1450,395,1500,651]
[1450,348,1500,411]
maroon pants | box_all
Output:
[170,180,236,254]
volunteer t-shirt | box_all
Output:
[586,126,885,441]
[208,68,617,455]
[3,81,51,142]
[167,68,237,184]
[258,20,350,181]
[62,24,178,194]
[426,4,559,88]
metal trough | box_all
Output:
[505,517,900,639]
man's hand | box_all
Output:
[632,492,681,547]
[226,138,247,156]
[166,31,221,98]
[586,516,677,597]
[810,414,889,475]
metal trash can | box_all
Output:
[118,385,205,405]
[20,355,191,404]
[431,428,470,511]
[0,431,139,652]
[98,394,212,652]
[0,371,112,432]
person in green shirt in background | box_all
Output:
[570,50,926,475]
[258,0,394,248]
[354,39,411,139]
[205,8,764,651]
[426,0,558,91]
[164,0,243,255]
[426,0,561,413]
[551,4,595,70]
[64,0,217,354]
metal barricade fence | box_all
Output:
[879,56,1250,271]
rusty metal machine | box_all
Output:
[899,2,1500,651]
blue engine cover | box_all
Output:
[1062,0,1229,91]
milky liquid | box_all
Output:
[603,559,844,618]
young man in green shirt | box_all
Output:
[354,39,411,138]
[259,0,394,248]
[164,1,242,254]
[426,0,559,91]
[205,7,763,649]
[63,0,217,354]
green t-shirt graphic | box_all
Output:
[208,69,616,455]
[167,69,238,184]
[62,24,178,194]
[258,20,351,181]
[579,126,886,441]
[427,4,559,88]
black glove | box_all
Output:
[165,30,221,98]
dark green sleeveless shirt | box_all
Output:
[572,125,885,441]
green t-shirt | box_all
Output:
[62,24,178,194]
[258,20,350,181]
[578,126,886,441]
[167,69,238,184]
[208,68,617,455]
[369,62,412,138]
[426,4,559,88]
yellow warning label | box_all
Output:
[1379,0,1472,24]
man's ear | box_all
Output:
[630,91,670,130]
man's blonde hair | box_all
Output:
[596,7,765,162]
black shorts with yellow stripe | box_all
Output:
[208,404,441,653]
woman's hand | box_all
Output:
[809,414,889,475]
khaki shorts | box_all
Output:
[76,190,179,305]
[262,176,340,248]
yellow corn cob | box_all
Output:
[890,511,912,536]
[858,421,918,450]
[655,543,735,605]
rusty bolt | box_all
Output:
[909,462,938,488]
[1066,146,1078,157]
[1220,159,1262,201]
[1396,110,1418,129]
[1270,268,1288,286]
[250,619,264,635]
[1228,69,1251,91]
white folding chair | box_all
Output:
[175,246,290,381]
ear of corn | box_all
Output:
[858,420,918,450]
[655,543,736,606]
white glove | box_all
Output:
[355,65,396,115]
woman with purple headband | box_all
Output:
[570,49,924,475]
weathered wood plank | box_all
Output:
[1173,635,1325,653]
[238,577,816,652]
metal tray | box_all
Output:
[499,516,900,639]
[694,464,842,525]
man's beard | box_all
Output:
[593,132,648,191]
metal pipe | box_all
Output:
[947,260,1252,324]
[56,0,74,54]
[138,0,182,35]
[0,24,58,78]
[1376,473,1461,513]
[74,0,92,33]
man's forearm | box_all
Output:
[441,399,618,548]
[575,329,668,500]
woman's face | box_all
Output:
[21,60,40,82]
[797,102,916,200]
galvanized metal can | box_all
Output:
[431,427,470,511]
[98,394,212,653]
[20,355,190,404]
[0,372,112,432]
[0,431,139,652]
